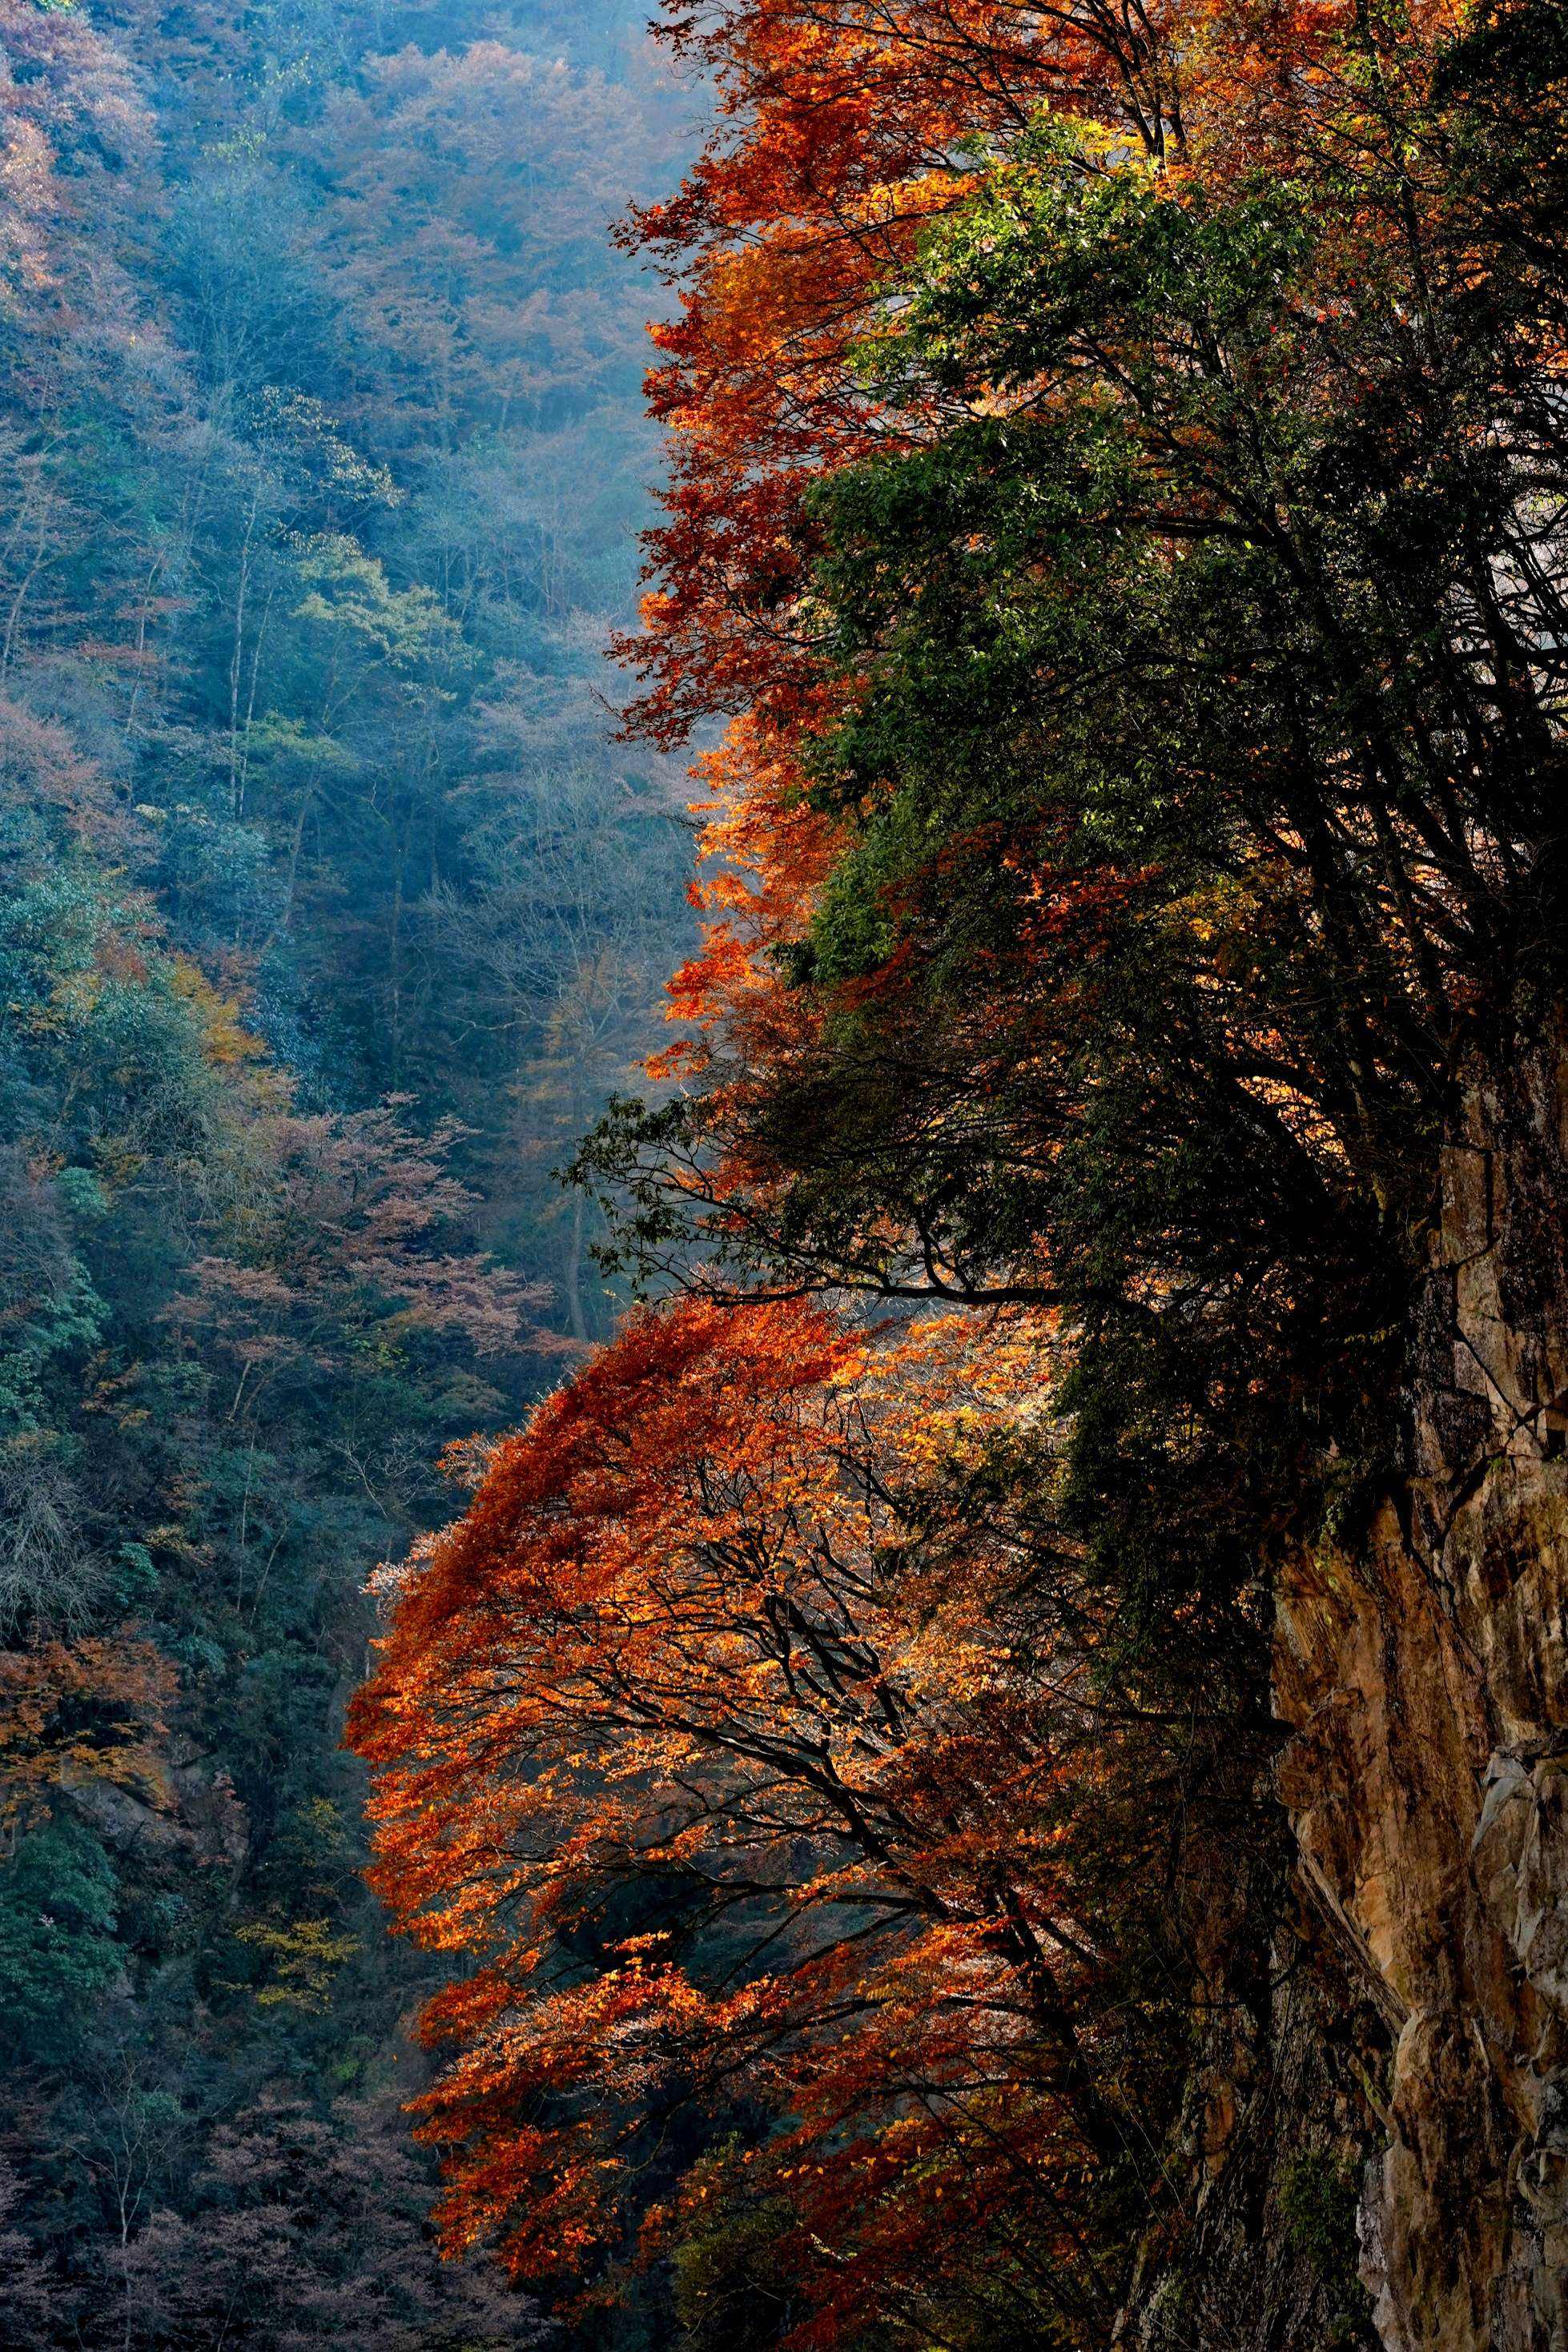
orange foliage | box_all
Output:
[0,1635,171,1841]
[352,1297,1153,2332]
[651,716,837,1097]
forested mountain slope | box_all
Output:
[350,4,1568,2350]
[0,2,688,2342]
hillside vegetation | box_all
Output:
[0,2,685,2342]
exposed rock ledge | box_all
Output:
[1277,1011,1568,2351]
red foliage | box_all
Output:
[621,0,1216,745]
[351,1297,1152,2333]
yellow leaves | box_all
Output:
[167,956,267,1071]
[89,1135,148,1192]
[235,1916,363,2013]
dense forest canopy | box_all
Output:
[8,0,1568,2346]
[0,2,691,2343]
[347,2,1568,2349]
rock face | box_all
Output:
[1276,1013,1568,2351]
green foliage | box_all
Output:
[0,0,686,2339]
[1279,2151,1371,2342]
[670,2174,796,2352]
[107,1545,159,1616]
[0,1822,120,2058]
[569,21,1568,2337]
[292,535,470,674]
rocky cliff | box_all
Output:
[1277,1012,1568,2351]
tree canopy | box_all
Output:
[356,3,1568,2346]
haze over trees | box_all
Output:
[0,0,688,2342]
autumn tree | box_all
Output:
[619,0,1216,746]
[359,2,1568,2344]
[353,1292,1270,2343]
[583,0,1567,1661]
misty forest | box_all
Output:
[6,3,1568,2350]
